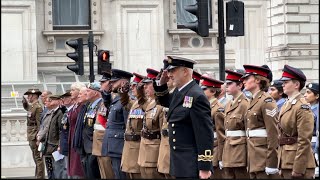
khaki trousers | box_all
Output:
[97,156,114,179]
[126,172,141,179]
[280,169,315,179]
[249,171,280,179]
[29,140,45,179]
[140,167,164,179]
[224,167,249,179]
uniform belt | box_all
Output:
[124,133,141,141]
[225,130,246,137]
[94,124,105,131]
[161,129,169,137]
[141,131,161,140]
[213,132,217,139]
[27,122,37,126]
[279,136,297,146]
[246,129,267,137]
[312,136,317,143]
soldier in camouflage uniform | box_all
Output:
[22,88,45,179]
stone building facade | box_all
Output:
[1,0,319,168]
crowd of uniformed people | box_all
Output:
[22,56,319,179]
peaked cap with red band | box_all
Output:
[142,68,159,83]
[225,69,244,82]
[132,72,145,84]
[201,75,224,88]
[279,64,306,81]
[242,65,271,79]
[193,71,202,81]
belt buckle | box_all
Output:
[246,129,249,138]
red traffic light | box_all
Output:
[98,50,110,62]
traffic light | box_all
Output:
[183,0,209,37]
[226,0,244,36]
[66,38,84,75]
[97,50,112,75]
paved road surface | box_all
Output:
[1,167,46,179]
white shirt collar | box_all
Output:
[178,79,193,91]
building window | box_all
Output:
[177,0,212,29]
[52,0,91,30]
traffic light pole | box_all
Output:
[88,31,94,83]
[218,0,226,81]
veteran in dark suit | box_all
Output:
[22,88,45,179]
[154,56,214,179]
[101,69,133,179]
[278,65,316,179]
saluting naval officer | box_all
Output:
[138,68,165,179]
[22,88,45,179]
[121,72,148,179]
[242,65,279,179]
[277,65,316,179]
[222,70,249,179]
[154,56,214,179]
[101,69,133,179]
[200,75,226,179]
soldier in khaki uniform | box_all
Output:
[242,65,279,179]
[22,88,45,179]
[121,72,149,179]
[138,68,165,179]
[92,73,114,179]
[222,70,249,179]
[157,60,174,179]
[277,65,316,179]
[200,76,226,179]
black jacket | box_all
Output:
[154,80,214,178]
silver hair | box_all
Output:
[71,82,86,91]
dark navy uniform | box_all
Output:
[154,56,214,178]
[101,69,133,179]
[82,83,103,179]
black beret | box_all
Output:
[306,83,319,94]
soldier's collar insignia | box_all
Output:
[182,96,193,108]
[292,99,297,104]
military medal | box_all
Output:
[183,96,193,108]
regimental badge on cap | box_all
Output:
[270,81,274,86]
[308,83,313,88]
[31,89,35,93]
[183,96,193,108]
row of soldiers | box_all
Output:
[23,55,319,179]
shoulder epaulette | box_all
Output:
[301,104,310,110]
[264,97,273,103]
[217,107,225,112]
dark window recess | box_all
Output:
[177,0,212,29]
[53,0,91,30]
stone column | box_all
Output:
[266,0,319,82]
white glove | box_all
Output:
[315,153,319,166]
[218,161,223,169]
[265,167,279,175]
[315,166,319,178]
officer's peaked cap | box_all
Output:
[99,73,112,82]
[242,65,271,79]
[165,56,197,70]
[279,64,306,82]
[132,72,145,84]
[142,68,159,83]
[225,69,244,83]
[201,75,224,88]
[110,69,133,82]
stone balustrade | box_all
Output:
[1,112,28,143]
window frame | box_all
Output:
[52,0,92,30]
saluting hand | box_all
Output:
[159,70,169,86]
[199,170,211,179]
